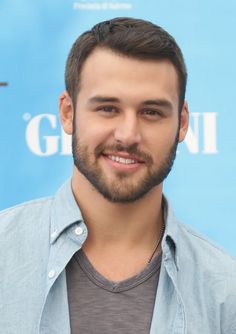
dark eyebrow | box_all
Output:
[142,99,173,110]
[88,96,121,104]
[87,96,173,110]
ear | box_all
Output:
[178,101,189,142]
[59,91,74,135]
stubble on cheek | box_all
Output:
[71,124,179,203]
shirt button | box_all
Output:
[75,226,83,236]
[51,230,58,239]
[48,269,56,279]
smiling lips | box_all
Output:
[103,152,145,168]
[108,155,137,165]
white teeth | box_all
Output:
[108,155,137,164]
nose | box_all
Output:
[114,112,141,146]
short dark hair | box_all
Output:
[65,17,187,110]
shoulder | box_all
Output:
[0,197,55,266]
[0,196,54,216]
[164,197,236,273]
[0,196,54,233]
[177,220,236,268]
[175,220,236,299]
[175,221,236,332]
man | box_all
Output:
[1,17,236,334]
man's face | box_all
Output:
[69,48,188,202]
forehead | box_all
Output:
[78,47,179,105]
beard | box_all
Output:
[72,130,179,203]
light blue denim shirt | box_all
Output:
[1,180,236,334]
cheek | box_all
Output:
[146,125,177,143]
[76,120,110,149]
[144,126,178,157]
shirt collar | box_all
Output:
[50,179,84,243]
[50,179,180,265]
[162,195,180,269]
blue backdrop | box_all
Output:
[1,0,236,255]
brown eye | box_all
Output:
[97,106,118,113]
[141,109,161,118]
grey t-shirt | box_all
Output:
[66,249,162,334]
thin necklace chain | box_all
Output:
[147,216,165,264]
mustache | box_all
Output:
[95,143,153,165]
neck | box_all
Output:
[71,169,164,251]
